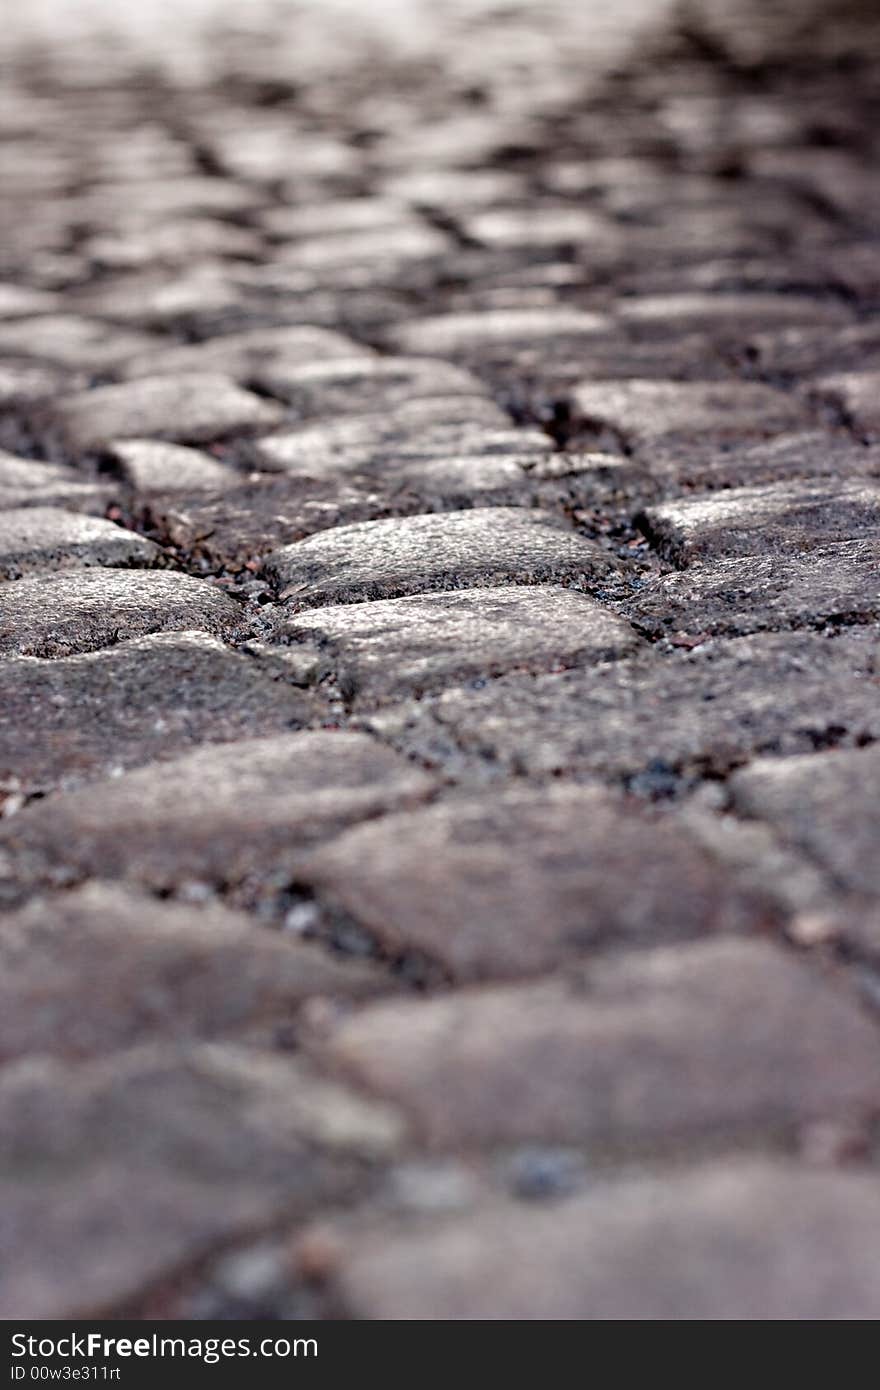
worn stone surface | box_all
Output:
[0,632,313,794]
[298,786,783,980]
[331,1163,880,1320]
[266,509,616,607]
[0,1044,404,1319]
[0,881,392,1061]
[0,730,433,893]
[569,379,806,452]
[0,449,112,511]
[274,586,642,703]
[248,396,516,474]
[36,373,284,456]
[0,313,159,370]
[0,506,160,579]
[0,569,242,656]
[4,0,880,1323]
[369,630,880,784]
[730,745,880,900]
[318,938,880,1150]
[626,542,880,638]
[640,480,880,564]
[118,324,372,383]
[107,438,238,492]
[817,370,880,439]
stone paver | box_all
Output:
[3,0,880,1323]
[640,480,880,564]
[0,449,112,511]
[0,1044,403,1319]
[0,569,242,656]
[626,542,880,638]
[0,632,314,794]
[369,630,880,784]
[0,730,433,894]
[330,1163,880,1320]
[107,438,238,492]
[118,324,372,383]
[298,786,783,980]
[248,396,516,474]
[0,313,159,370]
[729,745,880,900]
[316,938,880,1150]
[817,370,880,439]
[265,509,616,607]
[0,881,391,1061]
[36,373,283,456]
[274,586,641,703]
[568,379,806,452]
[0,507,160,579]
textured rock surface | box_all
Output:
[0,507,160,578]
[36,373,283,456]
[0,569,242,655]
[317,939,880,1150]
[3,0,880,1322]
[0,632,313,793]
[274,586,642,703]
[298,786,783,979]
[0,882,391,1060]
[0,731,434,894]
[369,631,880,783]
[330,1163,880,1319]
[265,509,616,606]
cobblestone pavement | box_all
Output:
[2,0,880,1320]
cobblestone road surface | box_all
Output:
[2,0,880,1319]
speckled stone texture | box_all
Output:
[2,0,880,1323]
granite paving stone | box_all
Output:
[0,569,242,656]
[729,744,880,901]
[0,730,434,894]
[330,1163,880,1320]
[625,542,880,638]
[568,379,806,453]
[316,938,880,1150]
[0,632,315,794]
[640,480,880,563]
[35,373,284,457]
[297,785,784,979]
[367,630,880,783]
[0,506,160,579]
[274,585,642,703]
[0,1044,404,1319]
[0,881,392,1061]
[265,509,617,608]
[0,449,113,511]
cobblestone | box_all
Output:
[640,480,880,563]
[317,939,880,1151]
[330,1163,880,1319]
[0,632,313,795]
[266,509,616,607]
[0,569,242,656]
[729,745,880,900]
[626,542,880,638]
[35,373,284,457]
[0,881,390,1061]
[0,506,160,579]
[3,0,880,1321]
[368,630,880,784]
[274,586,641,703]
[298,786,782,980]
[0,730,433,894]
[0,1044,403,1319]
